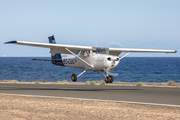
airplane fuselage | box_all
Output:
[55,54,120,72]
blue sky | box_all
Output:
[0,0,179,57]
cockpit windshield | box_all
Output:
[92,47,109,54]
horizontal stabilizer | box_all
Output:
[32,59,62,62]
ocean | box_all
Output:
[0,57,180,82]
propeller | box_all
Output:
[108,71,118,76]
[108,42,124,77]
[108,42,124,48]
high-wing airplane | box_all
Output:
[5,35,177,83]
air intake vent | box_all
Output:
[107,57,111,61]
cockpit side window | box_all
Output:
[93,47,109,54]
[83,51,90,57]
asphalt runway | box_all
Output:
[0,84,180,106]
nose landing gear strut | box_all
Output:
[98,71,114,83]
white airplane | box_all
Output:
[5,35,177,83]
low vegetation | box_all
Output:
[85,81,91,85]
[3,80,12,82]
[62,80,68,83]
[157,83,163,85]
[1,79,179,87]
[35,81,40,84]
[13,80,18,84]
[100,81,106,85]
[90,81,96,85]
[136,82,143,86]
[95,80,99,83]
[167,81,178,86]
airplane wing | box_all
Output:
[109,48,177,56]
[5,41,177,56]
[5,41,92,54]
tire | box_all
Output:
[109,75,114,83]
[71,74,77,82]
[105,76,110,83]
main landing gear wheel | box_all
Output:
[105,76,110,83]
[71,73,77,82]
[109,75,114,83]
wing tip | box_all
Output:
[166,50,177,53]
[4,41,17,44]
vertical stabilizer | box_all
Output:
[48,35,56,44]
[48,35,63,65]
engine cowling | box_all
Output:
[92,54,120,71]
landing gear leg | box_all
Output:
[71,70,87,82]
[97,71,114,83]
[105,71,113,83]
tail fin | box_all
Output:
[48,35,62,65]
[48,35,56,44]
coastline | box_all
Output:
[0,80,179,88]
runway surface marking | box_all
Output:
[1,93,180,108]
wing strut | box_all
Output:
[65,48,94,68]
[119,52,131,60]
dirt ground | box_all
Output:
[0,95,180,120]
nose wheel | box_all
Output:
[105,76,110,83]
[109,75,114,83]
[105,75,114,83]
[97,71,114,83]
